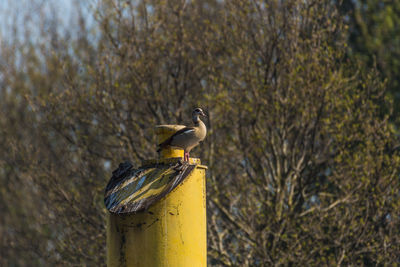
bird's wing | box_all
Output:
[157,127,196,150]
[171,127,196,137]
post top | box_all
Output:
[142,157,207,169]
[155,125,186,159]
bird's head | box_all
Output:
[192,108,206,123]
[192,108,206,117]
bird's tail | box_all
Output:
[157,142,167,153]
[157,137,171,153]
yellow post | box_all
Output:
[106,125,207,267]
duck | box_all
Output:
[157,108,207,161]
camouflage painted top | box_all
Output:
[104,158,197,214]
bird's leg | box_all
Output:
[184,152,189,162]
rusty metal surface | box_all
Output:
[104,159,196,214]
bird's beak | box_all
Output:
[200,111,207,117]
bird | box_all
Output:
[157,108,207,161]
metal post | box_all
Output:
[106,125,207,267]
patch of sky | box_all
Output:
[324,167,332,176]
[200,79,207,88]
[310,194,320,205]
[0,0,99,59]
[116,123,126,137]
[104,160,111,170]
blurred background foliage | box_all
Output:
[0,0,399,266]
[341,0,400,125]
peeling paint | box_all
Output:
[104,159,195,214]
